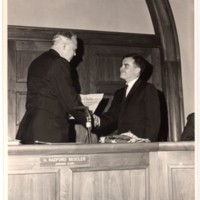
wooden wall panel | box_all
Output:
[15,40,51,82]
[73,171,102,200]
[8,40,17,140]
[16,92,26,125]
[8,169,60,200]
[169,166,194,200]
[75,45,90,94]
[72,168,148,200]
[16,51,41,82]
[8,40,51,139]
[157,151,195,200]
[102,169,148,200]
[88,45,161,94]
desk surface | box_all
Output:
[8,141,194,155]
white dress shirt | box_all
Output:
[125,78,138,97]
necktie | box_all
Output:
[121,85,127,108]
[125,84,129,97]
[125,84,128,97]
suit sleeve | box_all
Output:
[144,84,161,141]
[96,90,122,133]
[51,59,86,126]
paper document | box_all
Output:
[80,93,104,113]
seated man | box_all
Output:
[93,53,161,142]
[180,113,195,141]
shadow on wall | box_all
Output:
[140,61,153,82]
[69,38,85,142]
[141,60,169,141]
[157,90,169,141]
[70,38,85,94]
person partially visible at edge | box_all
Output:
[93,53,161,142]
[16,32,87,144]
[180,113,195,141]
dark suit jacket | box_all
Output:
[96,79,161,142]
[16,49,86,143]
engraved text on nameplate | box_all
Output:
[40,155,90,167]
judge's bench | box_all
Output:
[8,141,194,200]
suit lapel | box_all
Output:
[125,79,143,100]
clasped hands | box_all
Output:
[92,114,101,127]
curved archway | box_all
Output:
[146,0,184,141]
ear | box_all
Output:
[63,43,67,48]
[63,43,69,51]
[135,67,141,76]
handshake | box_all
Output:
[77,106,101,128]
[92,114,101,127]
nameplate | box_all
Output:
[40,155,90,167]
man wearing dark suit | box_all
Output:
[16,32,86,144]
[94,53,161,142]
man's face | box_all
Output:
[120,57,140,82]
[62,36,77,62]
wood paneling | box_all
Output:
[73,169,148,200]
[8,40,51,139]
[88,45,161,93]
[156,151,194,200]
[8,169,60,200]
[8,25,160,47]
[169,166,194,200]
[16,92,26,125]
[8,142,195,200]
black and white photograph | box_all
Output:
[3,0,198,199]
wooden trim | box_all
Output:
[8,142,194,156]
[146,0,184,141]
[8,25,161,47]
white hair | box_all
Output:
[52,32,76,45]
[51,31,77,61]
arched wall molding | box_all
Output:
[146,0,184,141]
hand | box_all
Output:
[93,114,101,127]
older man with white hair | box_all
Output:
[16,31,87,144]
